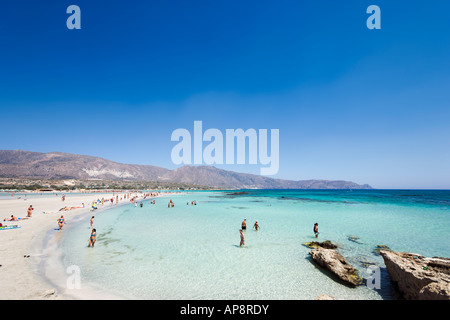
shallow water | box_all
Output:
[58,190,450,300]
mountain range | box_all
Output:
[0,150,372,189]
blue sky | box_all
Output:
[0,1,449,189]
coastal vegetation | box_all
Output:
[0,177,213,192]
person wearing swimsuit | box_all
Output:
[241,219,247,230]
[88,228,97,247]
[27,205,34,218]
[57,215,65,231]
[240,229,245,247]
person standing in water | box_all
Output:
[314,223,319,238]
[253,221,260,231]
[240,229,245,247]
[90,216,94,229]
[241,219,247,230]
[88,228,97,247]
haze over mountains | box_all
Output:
[0,150,372,189]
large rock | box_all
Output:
[309,247,363,287]
[380,250,450,300]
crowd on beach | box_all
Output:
[2,190,321,250]
[1,191,182,243]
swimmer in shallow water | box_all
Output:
[240,229,245,247]
[88,228,97,247]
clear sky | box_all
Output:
[0,1,449,189]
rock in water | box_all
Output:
[309,247,363,287]
[373,245,391,256]
[347,235,362,244]
[304,240,338,249]
[380,251,450,300]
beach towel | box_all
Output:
[0,225,21,230]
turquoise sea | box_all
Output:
[57,189,450,300]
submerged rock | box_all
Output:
[373,245,392,256]
[347,235,363,244]
[226,191,249,196]
[359,259,378,268]
[380,250,450,300]
[309,247,363,287]
[303,240,338,249]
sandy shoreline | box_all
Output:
[0,191,167,300]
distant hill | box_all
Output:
[0,150,372,190]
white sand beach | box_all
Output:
[0,191,159,300]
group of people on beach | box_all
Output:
[56,213,96,248]
[86,193,157,247]
[3,205,34,222]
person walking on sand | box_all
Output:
[240,229,245,247]
[314,223,319,238]
[88,228,97,247]
[57,215,65,231]
[253,221,260,231]
[27,205,34,217]
[90,216,94,229]
[241,219,247,230]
